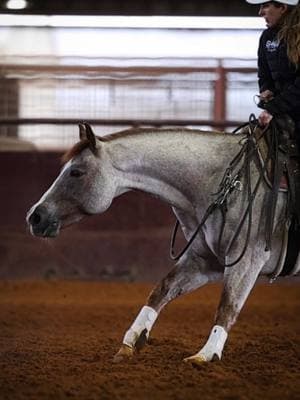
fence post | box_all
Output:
[0,78,19,137]
[213,61,226,131]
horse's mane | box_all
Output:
[60,129,133,164]
[61,127,226,164]
[61,139,90,164]
[102,127,224,141]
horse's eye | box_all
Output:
[70,169,84,178]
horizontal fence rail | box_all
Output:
[0,58,259,148]
[0,117,246,127]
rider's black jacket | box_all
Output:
[257,26,300,130]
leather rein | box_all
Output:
[170,114,274,267]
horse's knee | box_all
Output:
[148,283,181,310]
[147,267,183,310]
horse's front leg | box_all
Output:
[113,254,222,362]
[184,247,268,365]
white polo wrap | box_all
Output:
[123,306,158,348]
[198,325,228,360]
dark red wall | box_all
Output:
[0,151,177,281]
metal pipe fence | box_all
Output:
[0,58,259,149]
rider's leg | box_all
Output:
[294,124,300,227]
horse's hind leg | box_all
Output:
[184,249,267,365]
[113,255,222,362]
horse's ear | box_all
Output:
[78,123,100,151]
[79,123,87,141]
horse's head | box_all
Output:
[27,123,115,238]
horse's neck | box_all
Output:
[106,129,238,212]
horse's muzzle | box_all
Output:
[27,204,61,238]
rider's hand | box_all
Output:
[258,110,273,127]
[257,90,275,112]
[259,90,274,102]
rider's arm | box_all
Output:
[257,33,275,94]
[262,73,300,116]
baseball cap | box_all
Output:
[246,0,299,4]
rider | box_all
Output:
[246,0,300,140]
[246,0,300,224]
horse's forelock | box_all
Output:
[61,139,90,164]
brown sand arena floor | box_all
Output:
[0,281,299,400]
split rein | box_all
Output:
[170,115,272,267]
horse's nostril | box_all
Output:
[29,211,41,226]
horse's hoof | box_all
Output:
[183,353,207,366]
[113,344,134,363]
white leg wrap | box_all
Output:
[123,306,158,348]
[196,325,228,361]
